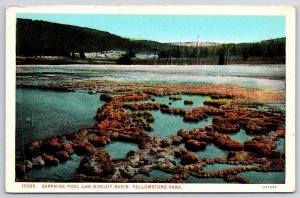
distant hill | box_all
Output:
[170,42,220,47]
[16,19,164,57]
[16,18,286,65]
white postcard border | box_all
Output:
[5,5,296,193]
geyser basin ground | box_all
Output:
[16,64,286,184]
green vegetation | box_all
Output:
[117,53,133,65]
[16,19,286,65]
[17,19,163,57]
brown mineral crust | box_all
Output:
[169,95,182,100]
[96,102,130,123]
[177,128,214,143]
[121,93,151,101]
[145,117,155,123]
[138,136,157,149]
[258,149,281,158]
[123,102,161,111]
[143,88,165,96]
[72,141,94,155]
[244,136,279,157]
[23,136,76,169]
[78,149,115,177]
[248,111,264,118]
[235,109,251,116]
[55,151,70,162]
[226,151,268,166]
[224,174,241,183]
[119,132,147,144]
[183,107,208,122]
[236,176,249,183]
[41,137,62,154]
[161,107,186,115]
[239,113,285,135]
[177,129,193,141]
[213,112,240,124]
[99,93,113,102]
[241,120,268,134]
[275,129,285,138]
[177,128,243,151]
[258,117,284,130]
[263,158,285,172]
[204,100,228,107]
[214,133,243,151]
[213,123,240,133]
[61,143,74,155]
[92,122,149,144]
[25,140,43,157]
[170,135,183,145]
[160,139,173,148]
[181,153,198,165]
[138,167,151,176]
[210,95,235,99]
[128,111,154,131]
[184,100,193,105]
[88,135,110,147]
[64,131,84,142]
[246,135,277,149]
[210,112,242,133]
[96,119,130,131]
[185,140,207,151]
[205,165,256,178]
[129,111,154,123]
[41,153,59,166]
[202,107,224,115]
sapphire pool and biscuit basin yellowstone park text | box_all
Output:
[14,13,287,185]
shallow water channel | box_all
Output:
[16,88,104,158]
[149,110,212,137]
[143,95,211,109]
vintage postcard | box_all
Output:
[5,5,295,193]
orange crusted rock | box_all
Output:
[185,139,207,151]
[181,152,198,165]
[73,141,94,155]
[78,149,115,177]
[184,100,193,105]
[88,136,110,147]
[42,137,61,153]
[42,153,59,166]
[215,134,243,151]
[213,123,240,133]
[25,140,43,157]
[184,107,207,122]
[55,151,70,162]
[100,93,113,102]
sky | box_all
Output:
[16,14,285,43]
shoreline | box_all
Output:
[16,64,286,82]
[16,79,285,103]
[16,63,286,67]
[16,56,285,66]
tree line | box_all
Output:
[17,19,285,64]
